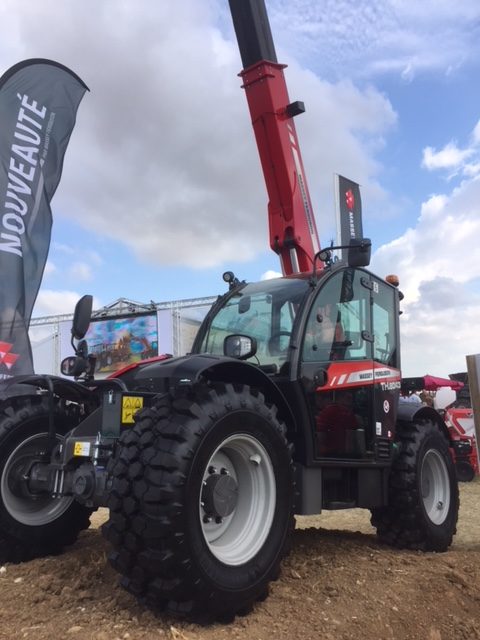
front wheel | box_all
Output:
[371,419,459,551]
[103,383,295,620]
[0,397,93,562]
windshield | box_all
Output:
[198,277,310,370]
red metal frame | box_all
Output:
[444,407,479,476]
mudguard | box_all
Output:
[397,400,451,442]
[0,375,95,403]
[114,353,298,432]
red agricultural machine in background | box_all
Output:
[0,0,461,622]
[444,373,479,481]
[402,374,479,481]
[446,408,479,481]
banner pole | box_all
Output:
[466,354,480,473]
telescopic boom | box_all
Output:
[228,0,322,275]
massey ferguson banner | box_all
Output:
[335,174,363,261]
[0,59,88,377]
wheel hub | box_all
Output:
[421,448,451,525]
[202,471,238,519]
[199,432,277,566]
[7,456,48,499]
[1,432,75,526]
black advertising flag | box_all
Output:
[335,174,363,261]
[0,59,88,377]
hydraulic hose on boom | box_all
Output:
[228,0,322,276]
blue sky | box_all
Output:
[1,0,480,376]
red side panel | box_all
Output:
[107,354,171,379]
[317,361,401,392]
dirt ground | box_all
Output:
[0,480,479,640]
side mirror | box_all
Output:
[224,334,257,360]
[347,238,371,268]
[313,238,372,273]
[61,355,88,377]
[72,295,93,340]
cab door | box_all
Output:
[300,267,375,459]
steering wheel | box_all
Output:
[268,331,292,356]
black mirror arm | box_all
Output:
[313,238,372,271]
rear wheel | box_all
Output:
[0,397,93,562]
[371,419,459,551]
[103,383,294,621]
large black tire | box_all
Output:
[371,419,459,551]
[0,396,93,563]
[103,383,294,621]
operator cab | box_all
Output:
[194,258,401,464]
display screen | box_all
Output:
[85,312,158,374]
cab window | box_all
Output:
[199,277,310,369]
[302,269,370,362]
[372,278,398,367]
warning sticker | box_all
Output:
[74,441,91,457]
[122,396,144,424]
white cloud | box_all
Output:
[421,120,480,179]
[33,289,102,318]
[400,62,415,82]
[372,175,480,376]
[33,290,85,317]
[422,143,473,172]
[261,270,282,280]
[268,0,480,80]
[464,162,480,177]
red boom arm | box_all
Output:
[229,0,322,276]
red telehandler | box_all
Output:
[0,0,459,621]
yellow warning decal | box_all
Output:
[74,441,91,457]
[122,396,144,424]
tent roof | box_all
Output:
[401,375,464,393]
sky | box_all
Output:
[1,0,480,377]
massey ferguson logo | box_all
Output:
[345,188,356,238]
[0,341,19,370]
[345,189,355,210]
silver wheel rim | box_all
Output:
[1,433,74,526]
[200,433,276,565]
[421,448,450,525]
